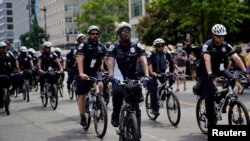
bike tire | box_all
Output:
[22,84,26,101]
[25,80,30,102]
[166,91,181,126]
[84,98,91,130]
[145,91,158,120]
[119,113,139,141]
[195,96,208,135]
[228,100,250,125]
[41,85,48,107]
[4,89,10,115]
[50,84,58,110]
[94,99,108,138]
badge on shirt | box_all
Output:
[202,44,208,52]
[98,46,102,51]
[24,58,27,61]
[50,54,53,58]
[130,47,135,53]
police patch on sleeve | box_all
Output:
[73,49,77,55]
[146,51,152,58]
[78,43,84,50]
[137,43,145,50]
[228,43,233,49]
[202,44,208,52]
[108,45,115,51]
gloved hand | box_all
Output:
[208,74,216,80]
[142,76,151,88]
[108,76,119,86]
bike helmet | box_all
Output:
[20,46,28,52]
[105,41,112,48]
[153,38,165,46]
[211,24,227,35]
[116,21,132,35]
[0,41,7,48]
[43,41,52,48]
[54,47,61,53]
[87,25,100,34]
[76,33,85,41]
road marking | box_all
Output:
[142,132,167,141]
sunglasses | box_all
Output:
[156,45,164,48]
[90,32,99,36]
[120,29,130,35]
[216,35,224,38]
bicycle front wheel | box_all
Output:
[94,98,108,138]
[228,100,250,125]
[120,113,139,141]
[166,91,181,126]
[25,80,30,102]
[4,89,10,115]
[50,84,58,110]
[196,96,208,135]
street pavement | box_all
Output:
[0,78,250,141]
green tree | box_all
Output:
[137,0,250,45]
[19,25,46,50]
[78,0,128,42]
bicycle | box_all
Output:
[20,69,32,102]
[84,76,108,138]
[194,75,250,135]
[40,70,59,110]
[0,75,11,115]
[145,72,181,126]
[116,79,144,141]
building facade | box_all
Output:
[128,0,149,41]
[38,0,85,48]
[0,0,14,42]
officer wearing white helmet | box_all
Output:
[76,33,86,45]
[106,21,150,138]
[38,41,63,94]
[75,24,106,127]
[196,24,247,128]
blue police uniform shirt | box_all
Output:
[107,41,146,79]
[0,51,16,75]
[200,39,235,76]
[76,40,106,76]
[17,53,33,69]
[38,51,58,71]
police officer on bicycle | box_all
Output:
[0,42,18,108]
[37,41,63,94]
[65,33,85,91]
[75,25,106,127]
[17,46,33,91]
[147,38,180,115]
[106,21,150,138]
[198,24,247,127]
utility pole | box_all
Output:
[40,6,48,40]
[27,0,31,32]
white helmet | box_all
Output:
[211,24,227,35]
[76,33,86,40]
[153,38,165,46]
[116,21,132,34]
[87,25,100,34]
[20,46,28,52]
[0,41,7,47]
[51,47,55,52]
[28,48,35,53]
[43,41,52,48]
[54,47,61,53]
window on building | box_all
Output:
[131,0,142,17]
[65,17,73,23]
[6,3,12,8]
[7,17,13,22]
[7,24,13,30]
[6,10,13,15]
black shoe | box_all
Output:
[80,116,87,127]
[111,113,119,127]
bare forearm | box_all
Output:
[232,54,246,72]
[140,56,149,77]
[107,57,115,76]
[204,54,212,74]
[77,55,84,74]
